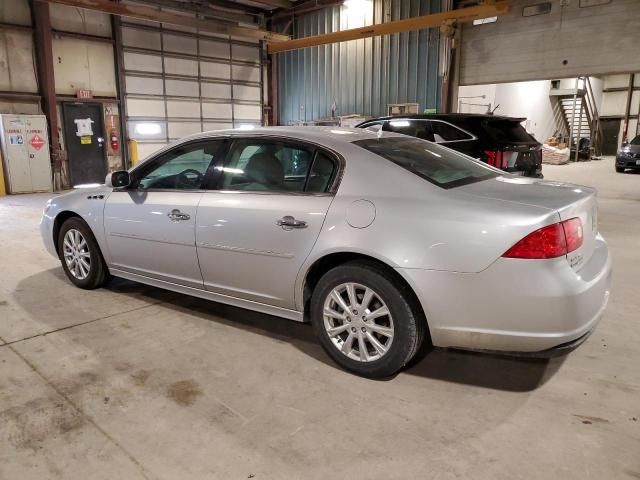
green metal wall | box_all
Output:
[276,0,442,125]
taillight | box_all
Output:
[484,150,507,169]
[503,218,583,259]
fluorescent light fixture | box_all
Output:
[237,124,255,130]
[215,166,244,174]
[74,183,102,189]
[343,0,369,25]
[390,120,410,127]
[135,123,161,136]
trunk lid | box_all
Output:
[458,176,598,270]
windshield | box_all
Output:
[481,119,536,144]
[354,137,498,189]
[630,135,640,145]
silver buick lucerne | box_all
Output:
[41,127,611,377]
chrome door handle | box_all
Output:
[276,215,308,229]
[167,209,191,221]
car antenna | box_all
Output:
[489,104,500,115]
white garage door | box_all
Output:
[120,20,263,160]
[460,0,640,86]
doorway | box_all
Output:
[62,103,107,186]
[600,118,621,156]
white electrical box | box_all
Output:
[0,114,53,194]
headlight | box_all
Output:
[618,150,631,158]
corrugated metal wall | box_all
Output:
[277,0,442,125]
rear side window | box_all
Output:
[482,119,535,143]
[354,137,498,189]
[430,121,474,142]
[384,119,434,142]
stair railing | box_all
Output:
[584,76,603,156]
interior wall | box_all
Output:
[458,76,606,143]
[277,0,442,125]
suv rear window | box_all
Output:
[482,119,535,143]
[354,137,498,189]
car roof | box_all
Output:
[363,113,527,122]
[179,126,402,148]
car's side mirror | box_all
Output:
[107,170,131,188]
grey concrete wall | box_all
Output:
[459,0,640,85]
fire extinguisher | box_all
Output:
[110,129,119,151]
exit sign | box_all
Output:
[76,89,93,99]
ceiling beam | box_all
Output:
[248,0,293,9]
[41,0,289,42]
[267,0,510,53]
[130,0,260,24]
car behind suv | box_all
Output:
[615,135,640,172]
[357,114,543,177]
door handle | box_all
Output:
[276,215,308,229]
[167,209,191,221]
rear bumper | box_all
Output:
[397,234,611,353]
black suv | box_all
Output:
[356,114,543,178]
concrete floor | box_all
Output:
[0,157,638,479]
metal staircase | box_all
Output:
[550,77,603,160]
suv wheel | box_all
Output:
[311,261,426,378]
[58,217,109,289]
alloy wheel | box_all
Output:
[62,229,91,280]
[323,282,394,362]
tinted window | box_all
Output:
[354,137,498,189]
[630,135,640,145]
[482,119,535,143]
[430,121,473,142]
[136,141,223,190]
[384,119,434,141]
[221,140,331,192]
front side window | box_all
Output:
[220,140,335,193]
[135,141,224,190]
[354,136,497,189]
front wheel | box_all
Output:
[57,217,109,289]
[310,261,427,378]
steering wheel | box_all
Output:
[177,168,204,188]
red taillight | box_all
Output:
[503,218,583,259]
[562,217,583,253]
[484,150,507,169]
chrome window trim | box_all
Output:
[219,134,345,196]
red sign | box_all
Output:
[29,134,45,150]
[76,89,93,99]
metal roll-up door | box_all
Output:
[120,19,263,161]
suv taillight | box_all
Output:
[503,218,583,259]
[485,150,507,169]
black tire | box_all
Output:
[615,167,625,173]
[57,217,109,289]
[310,261,427,378]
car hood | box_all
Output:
[620,144,640,154]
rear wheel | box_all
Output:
[310,261,426,378]
[57,217,109,289]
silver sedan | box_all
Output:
[41,127,612,377]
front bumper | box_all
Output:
[40,206,58,258]
[616,156,640,169]
[397,234,611,353]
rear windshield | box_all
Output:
[354,137,498,189]
[481,119,535,144]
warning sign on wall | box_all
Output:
[29,134,45,150]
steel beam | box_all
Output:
[41,0,289,42]
[31,1,59,151]
[267,1,510,54]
